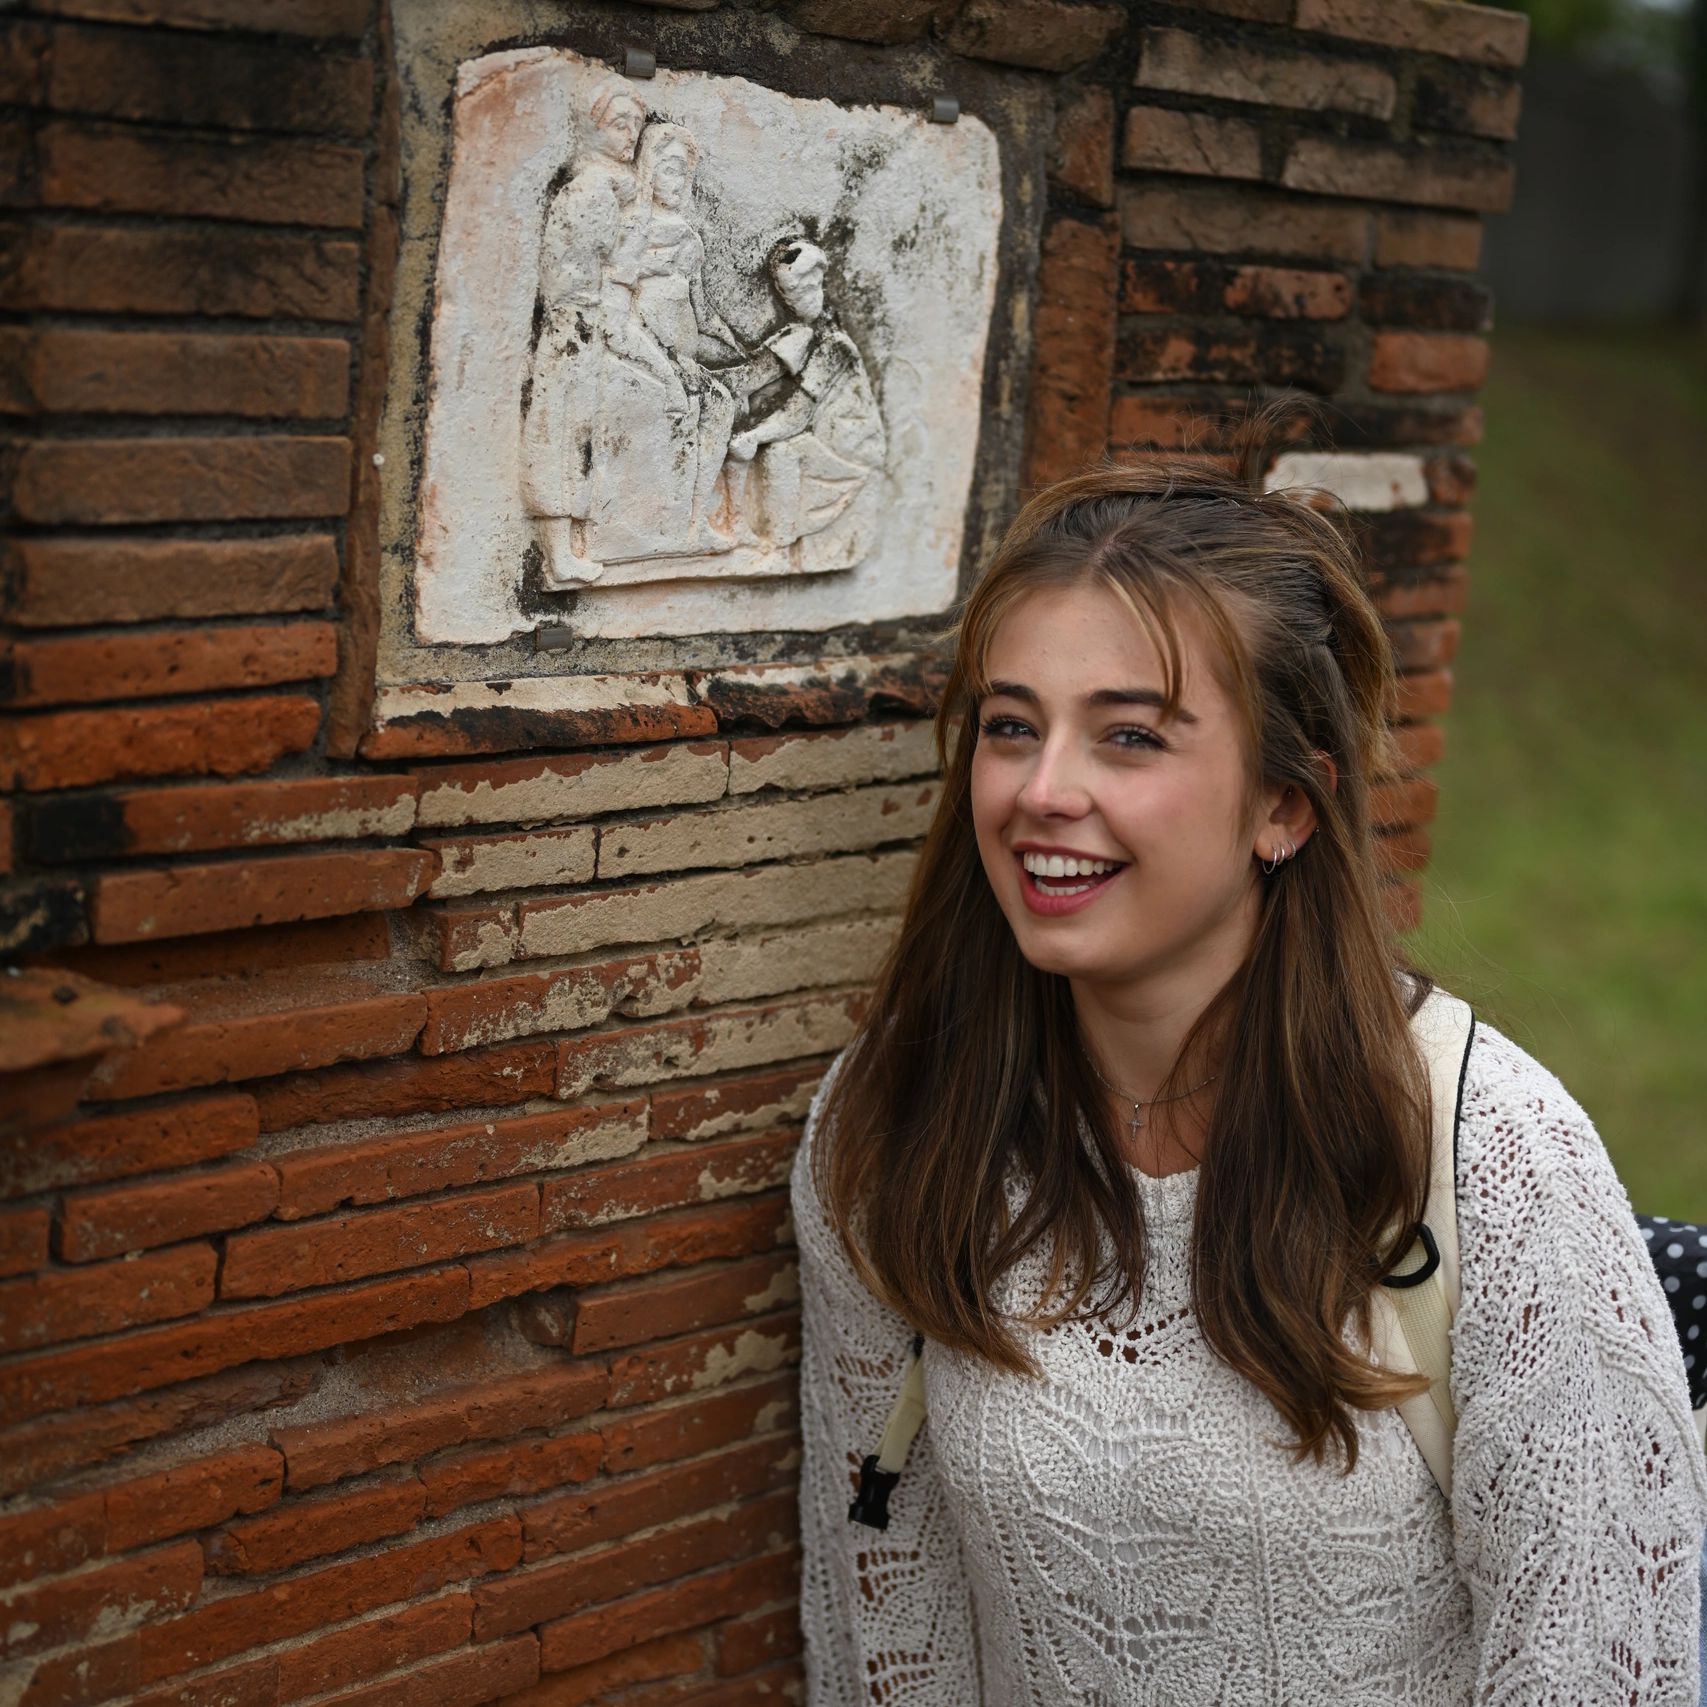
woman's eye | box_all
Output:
[977,715,1033,741]
[1108,725,1165,752]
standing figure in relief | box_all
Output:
[724,236,888,574]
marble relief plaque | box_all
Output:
[412,48,1002,645]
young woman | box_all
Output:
[792,452,1707,1704]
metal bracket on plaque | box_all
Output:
[534,627,576,651]
[930,96,959,124]
[625,47,656,79]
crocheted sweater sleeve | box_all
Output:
[792,1062,983,1705]
[1450,1022,1707,1703]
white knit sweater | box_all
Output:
[793,1020,1707,1705]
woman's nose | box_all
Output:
[1015,739,1091,818]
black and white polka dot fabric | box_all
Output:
[1636,1214,1707,1411]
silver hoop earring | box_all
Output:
[1283,839,1295,862]
[1260,846,1282,875]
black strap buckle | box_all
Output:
[848,1454,900,1530]
[1379,1221,1441,1290]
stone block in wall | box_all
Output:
[1135,25,1397,119]
[944,0,1124,72]
[1293,0,1530,68]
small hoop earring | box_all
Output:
[1260,846,1282,875]
[1283,839,1295,862]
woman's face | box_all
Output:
[653,147,691,208]
[970,579,1269,1002]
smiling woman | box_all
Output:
[790,432,1707,1705]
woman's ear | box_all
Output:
[1254,755,1333,865]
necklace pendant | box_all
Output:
[1129,1102,1144,1136]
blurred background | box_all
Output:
[1412,0,1707,1218]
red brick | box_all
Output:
[536,1549,798,1674]
[274,1596,473,1703]
[0,1267,470,1427]
[785,0,945,47]
[89,969,427,1100]
[1282,135,1514,214]
[59,1162,277,1262]
[1107,395,1228,450]
[0,797,12,876]
[104,1443,284,1551]
[9,436,350,525]
[272,1364,607,1492]
[1354,509,1474,572]
[31,0,373,34]
[487,1480,794,1634]
[1388,617,1462,673]
[1425,453,1477,507]
[1135,24,1395,118]
[0,1489,106,1589]
[8,623,338,709]
[0,1541,203,1659]
[572,1252,798,1355]
[130,1657,276,1707]
[1117,325,1343,391]
[605,1310,800,1410]
[1385,879,1423,935]
[1120,258,1350,320]
[1373,776,1441,831]
[39,121,365,226]
[3,328,350,418]
[1376,824,1432,878]
[426,902,518,972]
[1330,401,1484,450]
[3,536,339,628]
[221,1182,538,1301]
[138,1518,518,1681]
[273,1099,648,1220]
[0,1204,50,1276]
[542,1130,797,1233]
[1121,106,1262,181]
[15,1636,139,1707]
[1024,215,1118,488]
[0,1241,216,1353]
[1050,84,1113,208]
[670,1663,803,1705]
[420,1430,602,1520]
[1374,210,1484,272]
[1294,0,1529,67]
[1414,61,1523,142]
[44,26,372,134]
[0,226,360,320]
[91,847,434,945]
[320,1638,539,1707]
[715,1605,801,1677]
[943,0,1123,72]
[4,696,321,791]
[649,1063,823,1142]
[423,825,596,901]
[208,1472,426,1575]
[511,1633,703,1707]
[1359,274,1492,334]
[1396,668,1454,719]
[1369,332,1491,394]
[252,1041,557,1133]
[465,1193,790,1313]
[602,1375,798,1478]
[1370,564,1469,621]
[1121,181,1369,262]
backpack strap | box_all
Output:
[1371,987,1475,1502]
[849,1334,926,1529]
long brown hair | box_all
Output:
[818,434,1435,1471]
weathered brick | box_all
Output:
[516,1632,703,1707]
[1394,668,1454,719]
[60,1161,277,1262]
[422,825,596,899]
[208,1474,425,1576]
[694,917,895,1007]
[1373,776,1440,830]
[1282,135,1514,214]
[7,623,338,708]
[1370,564,1469,621]
[30,0,374,35]
[1294,0,1529,68]
[602,1375,797,1480]
[4,696,321,792]
[0,798,12,877]
[1359,273,1493,333]
[606,1309,800,1409]
[1376,823,1433,878]
[222,1181,537,1301]
[0,872,87,953]
[13,1633,139,1707]
[727,720,935,796]
[1353,508,1474,571]
[1121,182,1368,262]
[0,1490,106,1590]
[1368,332,1490,394]
[1327,400,1484,449]
[415,742,727,830]
[1424,452,1477,507]
[0,1205,50,1277]
[1121,106,1262,181]
[38,121,365,225]
[2,1092,258,1198]
[558,993,864,1100]
[104,1444,284,1551]
[0,226,361,320]
[419,1430,602,1521]
[534,1545,798,1673]
[273,1596,473,1703]
[91,847,435,944]
[1024,215,1118,489]
[89,968,426,1100]
[943,0,1122,71]
[131,1658,278,1707]
[516,851,913,965]
[714,1604,801,1678]
[1414,61,1523,141]
[690,652,944,733]
[599,781,936,882]
[137,1519,517,1681]
[312,1636,538,1707]
[43,26,372,133]
[1107,394,1229,450]
[541,1130,798,1234]
[1387,617,1462,672]
[1050,84,1114,208]
[571,1251,799,1356]
[1374,209,1484,272]
[785,0,945,43]
[1120,258,1351,320]
[1265,449,1428,511]
[1135,25,1396,118]
[0,1541,203,1660]
[0,1268,470,1427]
[425,903,519,973]
[0,1242,216,1353]
[1117,325,1344,392]
[273,1364,606,1492]
[9,436,351,525]
[3,536,339,628]
[649,1063,823,1143]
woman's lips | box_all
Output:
[1013,853,1127,917]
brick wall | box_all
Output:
[0,1,1525,1703]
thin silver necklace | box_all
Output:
[1085,1054,1218,1143]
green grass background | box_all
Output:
[1408,324,1707,1221]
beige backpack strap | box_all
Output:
[849,1335,926,1529]
[1370,988,1474,1501]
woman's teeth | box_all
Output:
[1020,852,1124,894]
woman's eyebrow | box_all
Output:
[984,679,1197,725]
